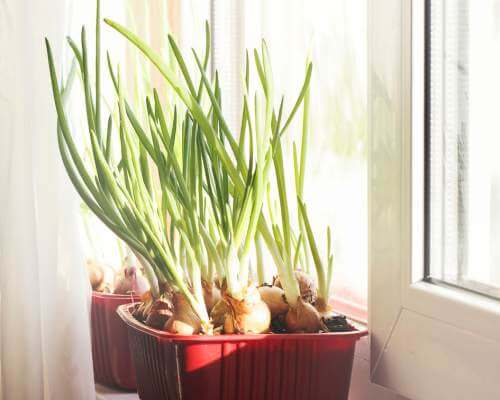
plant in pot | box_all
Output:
[46,6,367,399]
[50,1,154,390]
[89,244,148,390]
[83,137,150,390]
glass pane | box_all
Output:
[243,0,368,316]
[427,0,500,297]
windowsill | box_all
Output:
[332,296,367,324]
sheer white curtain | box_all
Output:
[0,1,96,399]
[0,1,210,398]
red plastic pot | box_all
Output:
[91,292,139,390]
[117,303,367,400]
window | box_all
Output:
[426,0,500,299]
[212,0,368,321]
[369,1,500,398]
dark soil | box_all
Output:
[321,313,354,332]
[269,313,355,334]
[270,314,288,333]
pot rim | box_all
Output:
[116,303,368,343]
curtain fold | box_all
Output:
[0,1,95,399]
[0,1,209,398]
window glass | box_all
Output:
[427,0,500,298]
[242,0,367,316]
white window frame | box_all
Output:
[369,1,500,399]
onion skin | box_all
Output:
[210,299,229,328]
[164,293,202,335]
[145,298,173,329]
[132,291,154,322]
[275,270,318,304]
[113,265,150,295]
[222,286,271,334]
[202,280,221,313]
[258,286,289,317]
[315,297,334,318]
[224,300,270,334]
[285,298,323,333]
[164,317,199,335]
[86,259,104,290]
[132,291,174,329]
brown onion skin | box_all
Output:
[113,266,150,296]
[163,293,201,335]
[314,297,335,318]
[258,285,289,317]
[132,291,154,322]
[224,300,270,334]
[222,286,271,334]
[145,298,173,329]
[285,298,322,333]
[203,280,221,313]
[210,299,229,328]
[164,316,199,335]
[275,270,318,304]
[132,290,175,329]
[86,260,104,290]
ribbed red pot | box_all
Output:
[91,292,139,390]
[117,303,367,400]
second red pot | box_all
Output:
[91,292,139,390]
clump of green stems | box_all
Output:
[46,0,215,329]
[267,77,336,312]
[102,18,314,309]
[46,0,334,333]
[298,201,335,311]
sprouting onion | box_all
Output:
[104,19,313,334]
[298,200,335,316]
[168,37,278,333]
[45,0,212,333]
[47,0,337,336]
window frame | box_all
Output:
[369,0,500,398]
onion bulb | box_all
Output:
[164,292,202,335]
[314,297,334,318]
[222,285,271,334]
[210,298,230,328]
[132,291,174,329]
[132,292,154,322]
[275,270,317,304]
[258,285,289,317]
[145,299,173,329]
[202,280,221,313]
[86,259,104,290]
[285,297,323,333]
[113,254,150,295]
